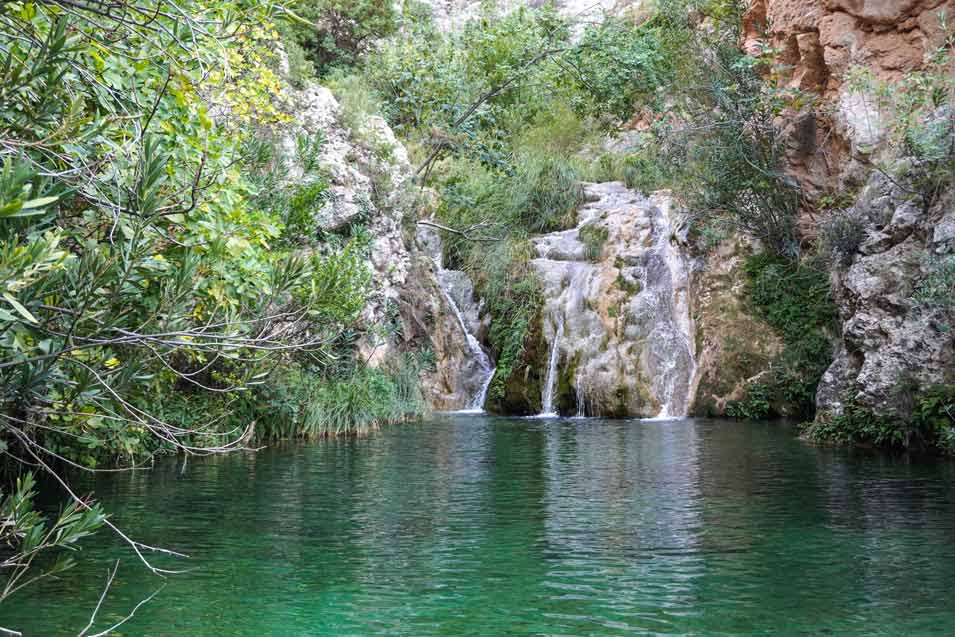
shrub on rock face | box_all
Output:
[731,253,838,419]
[284,0,399,72]
[819,211,867,267]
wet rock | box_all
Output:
[524,182,696,417]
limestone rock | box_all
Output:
[510,183,698,417]
[690,236,784,416]
[743,0,955,195]
[817,170,955,418]
[283,81,484,410]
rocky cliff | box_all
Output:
[743,0,955,426]
[282,82,490,411]
[744,0,955,197]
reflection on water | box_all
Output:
[4,416,955,636]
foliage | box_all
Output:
[568,16,668,120]
[913,386,955,455]
[739,253,838,418]
[0,0,387,468]
[0,473,105,608]
[805,394,903,447]
[915,253,955,330]
[805,385,955,454]
[819,210,867,266]
[282,0,399,73]
[726,382,772,421]
[578,224,609,261]
[302,357,427,437]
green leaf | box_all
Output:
[3,293,38,324]
[20,196,59,209]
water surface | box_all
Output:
[5,416,955,635]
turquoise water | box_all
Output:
[4,415,955,636]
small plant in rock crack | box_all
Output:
[819,210,867,266]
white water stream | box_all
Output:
[538,316,564,417]
[436,266,495,412]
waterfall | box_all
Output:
[436,266,496,412]
[648,197,697,419]
[538,316,564,417]
[529,183,697,419]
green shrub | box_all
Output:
[512,153,584,233]
[324,71,387,139]
[302,357,427,437]
[285,180,329,244]
[282,0,400,73]
[741,253,838,418]
[806,385,955,454]
[915,254,955,331]
[579,224,609,261]
[819,210,867,266]
[805,394,902,447]
[726,382,772,420]
[0,473,105,607]
[568,16,669,120]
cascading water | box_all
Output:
[538,316,564,417]
[643,197,697,419]
[529,183,697,419]
[435,266,496,412]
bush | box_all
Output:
[511,153,584,233]
[302,357,427,437]
[568,16,669,119]
[741,253,838,418]
[806,385,955,454]
[579,224,609,261]
[283,0,399,73]
[819,210,867,266]
[805,394,902,447]
[915,253,955,330]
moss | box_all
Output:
[578,224,609,261]
[487,307,545,415]
[615,271,642,295]
[555,352,581,415]
[739,253,838,420]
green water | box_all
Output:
[4,415,955,636]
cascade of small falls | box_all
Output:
[538,316,564,417]
[529,183,697,419]
[645,197,697,419]
[435,265,496,412]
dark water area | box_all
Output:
[4,415,955,636]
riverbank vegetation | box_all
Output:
[0,0,428,615]
[3,0,954,628]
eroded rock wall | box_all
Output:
[283,83,487,410]
[744,1,955,423]
[744,0,955,198]
[817,169,955,421]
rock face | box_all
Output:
[513,183,698,417]
[743,1,955,423]
[690,236,785,416]
[743,0,955,198]
[284,83,489,410]
[817,170,955,419]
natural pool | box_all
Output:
[5,415,955,636]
